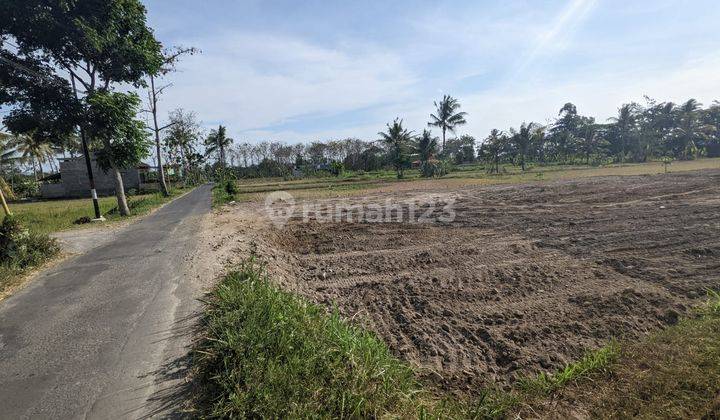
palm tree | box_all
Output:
[480,129,506,174]
[608,104,637,163]
[551,103,580,163]
[0,132,20,170]
[509,122,538,171]
[428,95,467,151]
[673,99,714,160]
[9,132,54,180]
[379,118,414,179]
[205,125,234,167]
[416,129,438,162]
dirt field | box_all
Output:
[204,169,720,394]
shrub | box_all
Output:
[330,160,344,177]
[0,215,59,269]
[224,179,238,195]
[420,160,451,177]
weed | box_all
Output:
[518,341,620,394]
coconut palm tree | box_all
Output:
[205,125,234,167]
[6,132,53,180]
[416,129,438,162]
[428,95,467,151]
[673,99,715,160]
[509,122,539,171]
[480,129,507,174]
[379,118,414,179]
[608,104,638,163]
[0,132,20,169]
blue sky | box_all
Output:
[143,0,720,143]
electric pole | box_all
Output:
[71,74,103,220]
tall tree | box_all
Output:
[550,103,581,163]
[164,108,203,173]
[509,122,539,171]
[13,132,53,180]
[479,129,507,174]
[428,95,467,151]
[379,118,413,179]
[416,129,438,162]
[205,125,233,167]
[607,103,639,163]
[86,91,151,216]
[672,99,714,160]
[0,0,163,216]
[146,47,197,196]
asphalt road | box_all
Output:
[0,184,212,419]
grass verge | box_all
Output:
[519,291,720,418]
[12,187,189,235]
[194,259,420,418]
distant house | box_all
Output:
[40,155,154,199]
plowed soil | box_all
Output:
[205,169,720,394]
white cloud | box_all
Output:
[158,32,417,139]
[458,51,720,141]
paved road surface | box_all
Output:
[0,184,212,419]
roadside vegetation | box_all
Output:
[0,215,59,298]
[196,260,720,418]
[194,260,419,418]
[13,188,188,236]
[516,290,720,418]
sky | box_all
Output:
[139,0,720,143]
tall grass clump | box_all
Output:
[194,260,419,418]
[0,215,60,294]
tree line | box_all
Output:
[202,95,720,180]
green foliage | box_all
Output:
[194,260,419,418]
[378,118,414,179]
[518,341,620,394]
[329,160,344,176]
[0,0,162,141]
[420,159,451,178]
[85,91,151,171]
[223,179,238,195]
[0,215,58,270]
[429,94,468,149]
[205,125,234,166]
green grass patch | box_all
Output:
[194,260,420,418]
[0,215,60,298]
[516,291,720,418]
[518,341,620,395]
[12,187,188,235]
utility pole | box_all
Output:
[70,74,103,221]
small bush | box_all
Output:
[223,179,238,195]
[420,160,451,177]
[0,215,59,269]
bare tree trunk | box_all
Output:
[110,161,130,216]
[149,75,169,197]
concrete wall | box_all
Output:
[45,157,141,198]
[39,183,65,199]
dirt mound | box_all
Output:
[208,169,720,394]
